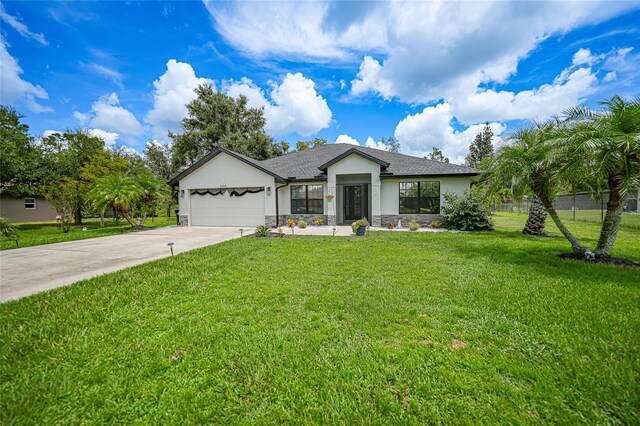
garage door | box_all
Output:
[190,189,265,226]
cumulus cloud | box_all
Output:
[144,59,212,139]
[0,3,48,45]
[394,103,506,164]
[88,128,119,147]
[365,136,392,151]
[80,92,143,137]
[335,134,360,145]
[0,36,51,112]
[224,72,332,136]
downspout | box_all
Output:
[275,182,289,227]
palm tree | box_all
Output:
[522,197,548,237]
[87,174,142,228]
[560,95,640,257]
[485,121,590,256]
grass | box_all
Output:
[0,216,175,250]
[1,214,638,423]
[554,209,640,230]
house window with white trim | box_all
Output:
[24,198,36,209]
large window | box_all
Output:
[291,185,324,214]
[399,181,440,214]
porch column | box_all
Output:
[327,176,337,226]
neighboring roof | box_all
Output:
[167,147,286,187]
[168,144,478,186]
[261,144,478,180]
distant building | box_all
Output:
[0,195,57,222]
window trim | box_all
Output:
[24,198,36,210]
[399,181,440,214]
[291,184,324,214]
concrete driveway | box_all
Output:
[0,226,241,303]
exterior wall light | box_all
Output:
[180,189,185,197]
[266,186,272,196]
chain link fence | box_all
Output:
[492,190,640,229]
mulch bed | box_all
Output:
[244,233,285,238]
[558,253,639,268]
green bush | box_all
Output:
[255,225,270,237]
[297,219,308,229]
[409,216,420,231]
[441,190,494,231]
[0,216,17,238]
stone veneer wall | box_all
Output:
[380,214,442,228]
[278,214,327,227]
[264,215,277,227]
[371,215,382,227]
[178,214,189,226]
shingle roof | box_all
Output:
[169,144,478,186]
[260,144,478,180]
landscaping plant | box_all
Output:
[351,218,369,234]
[522,197,548,236]
[297,219,308,229]
[386,223,395,229]
[255,225,269,237]
[286,218,295,228]
[0,217,17,240]
[430,220,442,229]
[314,218,324,226]
[409,216,420,231]
[441,190,494,231]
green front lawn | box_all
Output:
[1,214,638,423]
[0,216,175,250]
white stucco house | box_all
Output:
[168,144,479,228]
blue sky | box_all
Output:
[1,1,639,163]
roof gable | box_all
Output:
[317,148,390,171]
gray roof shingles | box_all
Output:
[259,144,478,180]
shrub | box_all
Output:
[386,223,395,229]
[255,224,269,237]
[314,218,324,226]
[409,216,420,231]
[277,227,283,235]
[0,216,17,238]
[351,217,369,234]
[286,218,295,228]
[430,220,442,228]
[297,219,308,229]
[441,190,494,231]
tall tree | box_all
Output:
[40,130,105,224]
[466,123,494,169]
[295,137,327,151]
[559,95,640,257]
[379,136,401,153]
[0,106,48,196]
[170,84,282,166]
[522,197,548,237]
[425,147,449,163]
[485,120,590,257]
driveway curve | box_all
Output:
[0,226,241,302]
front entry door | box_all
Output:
[344,185,363,221]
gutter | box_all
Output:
[275,182,290,227]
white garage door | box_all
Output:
[190,190,265,226]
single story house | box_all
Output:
[0,195,57,222]
[168,144,478,228]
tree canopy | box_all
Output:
[466,123,494,169]
[170,84,285,167]
[425,147,449,163]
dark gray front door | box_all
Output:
[344,185,363,221]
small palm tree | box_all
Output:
[0,216,17,238]
[560,95,640,257]
[485,120,590,256]
[87,174,142,228]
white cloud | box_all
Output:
[365,136,391,151]
[603,71,617,82]
[0,3,48,46]
[394,103,506,164]
[0,36,51,112]
[452,64,598,125]
[84,62,124,88]
[144,59,212,139]
[73,111,89,124]
[42,130,61,139]
[224,73,332,136]
[204,0,633,106]
[572,48,602,67]
[335,134,360,145]
[88,128,119,148]
[86,93,143,137]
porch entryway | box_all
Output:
[336,174,371,225]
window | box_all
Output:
[291,185,324,214]
[399,181,440,214]
[24,198,36,209]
